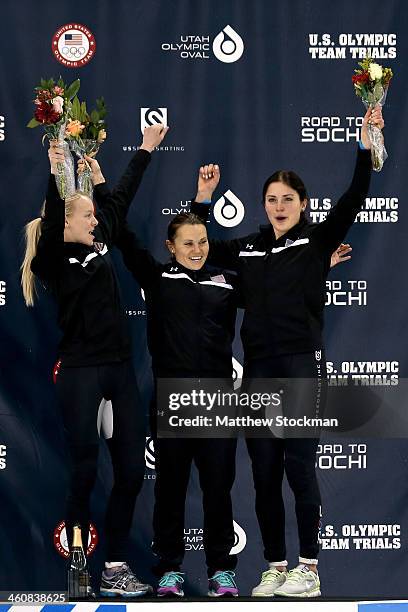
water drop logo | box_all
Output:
[140,107,168,134]
[213,190,245,228]
[232,357,243,391]
[230,520,247,555]
[213,25,244,63]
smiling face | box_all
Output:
[166,223,209,270]
[264,181,306,240]
[64,195,98,246]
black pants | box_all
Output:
[244,351,326,562]
[152,437,237,577]
[55,360,146,561]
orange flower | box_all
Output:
[66,120,85,137]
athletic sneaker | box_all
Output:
[157,571,185,597]
[100,563,153,597]
[274,565,321,598]
[208,571,238,597]
[251,568,287,597]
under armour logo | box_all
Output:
[170,267,178,272]
[245,244,254,250]
[94,242,105,253]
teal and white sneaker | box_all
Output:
[274,565,320,598]
[157,571,185,597]
[252,568,287,597]
[208,571,238,597]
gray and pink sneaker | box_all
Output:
[208,571,239,597]
[157,571,184,597]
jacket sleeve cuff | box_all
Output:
[94,182,110,198]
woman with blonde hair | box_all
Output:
[21,124,167,597]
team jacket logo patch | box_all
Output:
[210,274,227,284]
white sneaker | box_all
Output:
[251,568,287,597]
[274,565,320,598]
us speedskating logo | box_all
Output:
[140,108,168,135]
[52,24,96,67]
[54,521,98,558]
[145,437,156,470]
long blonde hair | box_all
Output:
[21,192,89,307]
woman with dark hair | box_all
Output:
[87,160,349,598]
[106,211,241,597]
[22,124,167,597]
[190,105,384,597]
[81,154,241,595]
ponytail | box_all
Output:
[21,191,90,306]
[21,217,43,307]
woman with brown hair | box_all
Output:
[190,105,384,597]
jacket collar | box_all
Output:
[259,215,309,247]
[165,260,211,282]
[64,241,94,260]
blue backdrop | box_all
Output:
[0,0,406,598]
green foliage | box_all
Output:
[65,79,81,100]
[28,76,107,142]
[27,118,41,128]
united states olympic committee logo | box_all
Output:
[54,521,98,558]
[52,23,96,67]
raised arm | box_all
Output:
[30,144,66,282]
[115,222,161,289]
[312,105,384,256]
[190,163,250,270]
[89,124,168,246]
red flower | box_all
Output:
[352,72,369,84]
[36,88,54,102]
[34,101,61,124]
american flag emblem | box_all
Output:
[65,32,83,45]
[210,274,226,284]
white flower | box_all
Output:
[368,63,383,81]
[51,96,64,114]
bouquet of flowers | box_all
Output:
[27,77,80,197]
[65,97,107,197]
[352,57,393,172]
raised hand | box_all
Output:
[78,155,105,186]
[330,243,352,269]
[140,124,169,153]
[195,163,220,202]
[48,140,65,175]
[361,105,384,150]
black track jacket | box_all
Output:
[112,225,239,378]
[191,148,372,361]
[31,149,151,366]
